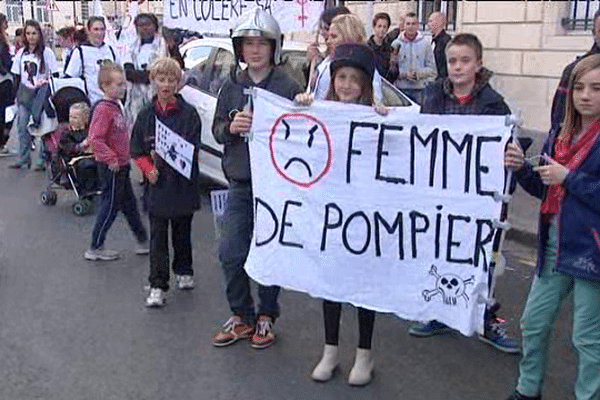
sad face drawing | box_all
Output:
[269,113,332,188]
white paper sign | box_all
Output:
[163,0,325,34]
[246,88,512,336]
[155,118,194,179]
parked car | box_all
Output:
[179,37,420,186]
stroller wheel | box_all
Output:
[72,201,87,216]
[41,190,57,206]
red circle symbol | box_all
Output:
[269,113,332,188]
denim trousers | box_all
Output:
[90,164,148,250]
[218,181,280,324]
[148,213,193,291]
[517,218,600,400]
[16,104,32,164]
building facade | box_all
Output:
[0,0,595,134]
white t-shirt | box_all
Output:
[11,47,59,89]
[65,43,119,104]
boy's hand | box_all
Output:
[374,105,389,116]
[306,43,321,63]
[533,157,569,186]
[230,109,252,135]
[504,142,524,172]
[294,93,314,106]
[148,168,159,185]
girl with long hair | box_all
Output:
[0,13,13,154]
[296,43,387,387]
[9,19,59,169]
[504,54,600,400]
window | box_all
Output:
[563,0,598,30]
[415,0,458,32]
[183,46,213,70]
[5,0,23,24]
[207,49,235,95]
[35,0,51,24]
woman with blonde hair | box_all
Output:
[504,53,600,400]
[311,13,384,102]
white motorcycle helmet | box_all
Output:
[231,8,283,65]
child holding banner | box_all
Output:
[296,43,387,387]
[210,9,301,349]
[130,58,201,308]
[504,54,600,400]
[408,33,520,354]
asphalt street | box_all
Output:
[0,155,578,400]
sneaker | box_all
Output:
[211,316,254,347]
[176,275,195,290]
[506,391,541,400]
[135,241,149,255]
[408,320,453,337]
[250,316,276,349]
[479,317,521,354]
[145,288,166,307]
[0,148,13,157]
[84,248,119,261]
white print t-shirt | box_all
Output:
[65,43,119,104]
[135,43,153,70]
[11,47,59,89]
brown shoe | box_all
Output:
[211,316,253,347]
[250,316,276,349]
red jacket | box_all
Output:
[88,99,130,168]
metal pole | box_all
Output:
[30,0,35,20]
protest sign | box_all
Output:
[155,118,195,179]
[163,0,324,34]
[245,88,512,336]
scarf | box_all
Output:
[540,119,600,215]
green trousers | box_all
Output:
[517,218,600,400]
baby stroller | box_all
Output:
[39,78,99,216]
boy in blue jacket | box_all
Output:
[409,33,519,354]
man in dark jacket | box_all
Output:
[428,11,452,80]
[412,33,520,355]
[210,9,302,350]
[550,9,600,132]
[367,12,393,80]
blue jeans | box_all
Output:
[218,181,280,324]
[90,164,147,250]
[16,104,32,165]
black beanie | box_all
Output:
[330,43,375,80]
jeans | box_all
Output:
[517,218,600,400]
[16,104,32,164]
[218,181,280,324]
[149,213,193,291]
[90,164,148,250]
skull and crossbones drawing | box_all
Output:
[422,265,475,307]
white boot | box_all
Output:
[348,348,374,386]
[311,344,339,382]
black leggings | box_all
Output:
[323,300,376,350]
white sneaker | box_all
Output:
[145,288,166,307]
[135,242,149,255]
[84,248,119,261]
[176,275,195,290]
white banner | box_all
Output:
[163,0,325,34]
[155,119,195,179]
[246,88,512,336]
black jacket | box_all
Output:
[421,68,510,116]
[367,36,392,80]
[130,95,202,217]
[212,67,301,183]
[432,30,451,79]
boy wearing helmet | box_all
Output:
[211,8,301,349]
